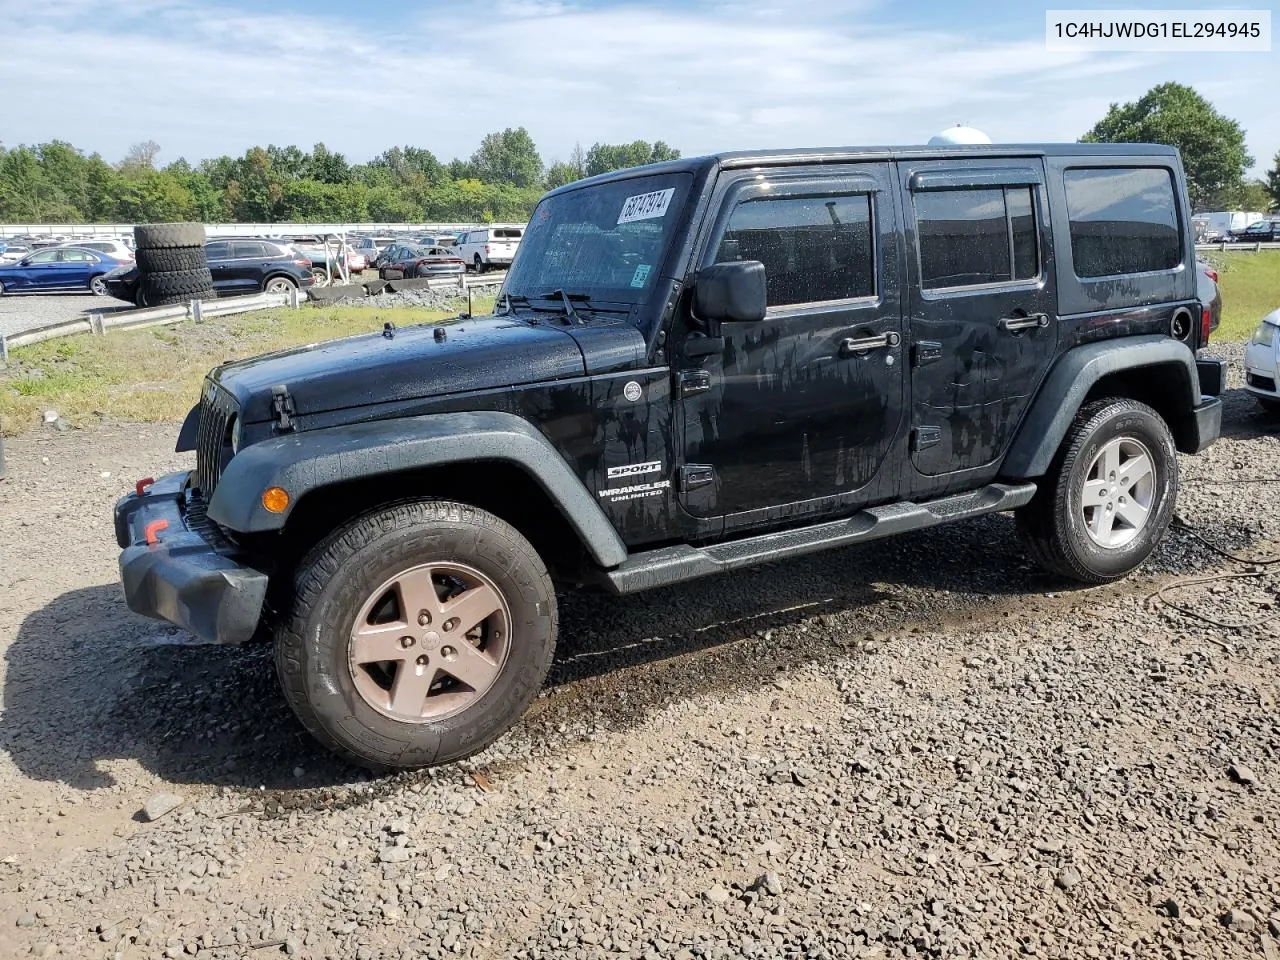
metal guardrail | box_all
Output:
[1196,241,1280,252]
[1,291,293,360]
[0,273,499,360]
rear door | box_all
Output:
[898,159,1057,485]
[56,248,96,288]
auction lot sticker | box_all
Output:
[618,188,675,224]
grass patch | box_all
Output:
[0,295,493,436]
[1202,249,1280,342]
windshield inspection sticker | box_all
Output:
[630,263,652,288]
[618,188,675,224]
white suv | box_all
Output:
[1245,308,1280,415]
[453,226,522,272]
[60,239,134,260]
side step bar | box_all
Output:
[604,482,1037,595]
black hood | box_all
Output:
[211,313,647,423]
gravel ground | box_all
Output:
[336,288,472,311]
[1,343,1278,960]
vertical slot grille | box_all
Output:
[194,383,236,496]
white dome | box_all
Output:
[928,125,992,146]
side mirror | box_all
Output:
[692,260,767,328]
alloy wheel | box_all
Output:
[1081,436,1155,548]
[348,561,511,723]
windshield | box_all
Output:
[504,172,693,306]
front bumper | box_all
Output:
[1244,337,1279,399]
[114,471,268,644]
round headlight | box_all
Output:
[229,416,242,454]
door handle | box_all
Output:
[999,313,1049,332]
[840,331,900,356]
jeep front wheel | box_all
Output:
[275,499,557,771]
[1017,398,1177,584]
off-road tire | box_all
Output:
[274,499,557,771]
[140,268,215,300]
[136,246,207,273]
[1017,398,1177,584]
[133,222,206,250]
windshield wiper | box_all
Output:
[496,291,530,315]
[541,288,581,324]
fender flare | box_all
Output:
[1001,335,1200,479]
[206,411,629,568]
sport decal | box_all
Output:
[606,460,663,479]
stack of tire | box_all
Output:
[132,222,215,307]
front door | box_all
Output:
[678,163,905,527]
[898,159,1058,479]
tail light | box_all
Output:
[1201,307,1211,344]
[484,244,490,253]
[293,258,310,267]
[1204,267,1219,283]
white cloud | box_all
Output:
[0,0,1274,174]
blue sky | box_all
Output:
[1,0,1276,174]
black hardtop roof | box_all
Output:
[547,143,1179,196]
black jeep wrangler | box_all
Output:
[115,144,1225,770]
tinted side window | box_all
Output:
[914,187,1039,289]
[1063,167,1180,278]
[205,241,230,260]
[715,193,875,307]
[230,241,263,258]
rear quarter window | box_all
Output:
[1063,167,1181,278]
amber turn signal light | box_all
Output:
[261,487,290,513]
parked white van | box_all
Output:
[452,226,523,272]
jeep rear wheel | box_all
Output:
[1017,398,1177,584]
[274,499,556,771]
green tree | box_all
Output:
[1265,151,1280,210]
[470,128,543,189]
[545,143,586,189]
[225,147,285,221]
[1081,82,1252,211]
[306,142,352,185]
[0,147,79,220]
[108,170,196,222]
[584,140,681,177]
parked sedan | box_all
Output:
[377,244,465,280]
[103,239,314,305]
[0,246,130,296]
[1225,219,1280,243]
